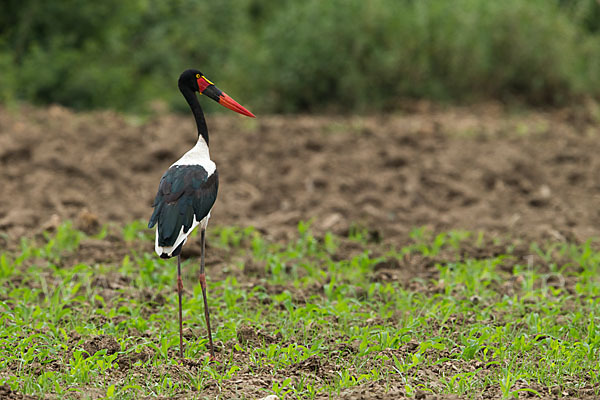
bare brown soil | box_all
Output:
[1,103,600,399]
[1,103,599,247]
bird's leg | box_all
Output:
[177,254,184,359]
[199,229,215,359]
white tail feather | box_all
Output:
[155,214,210,257]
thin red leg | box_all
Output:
[199,229,215,358]
[177,254,184,359]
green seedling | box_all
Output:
[1,222,600,398]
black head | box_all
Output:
[178,69,204,92]
[177,69,255,117]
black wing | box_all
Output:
[148,165,218,246]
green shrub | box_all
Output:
[241,0,600,111]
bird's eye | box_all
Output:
[196,74,201,79]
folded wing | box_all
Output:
[148,165,218,257]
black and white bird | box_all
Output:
[148,69,255,359]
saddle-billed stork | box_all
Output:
[148,69,255,359]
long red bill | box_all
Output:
[218,92,255,118]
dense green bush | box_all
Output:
[0,0,249,112]
[1,0,599,113]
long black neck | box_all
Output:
[180,86,209,145]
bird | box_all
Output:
[148,69,255,359]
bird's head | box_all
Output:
[178,69,255,118]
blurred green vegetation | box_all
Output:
[1,0,599,113]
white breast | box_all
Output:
[172,136,216,175]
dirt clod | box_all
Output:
[76,209,101,235]
[82,335,120,356]
[237,325,282,347]
[0,384,36,400]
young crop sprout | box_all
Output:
[148,69,255,359]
